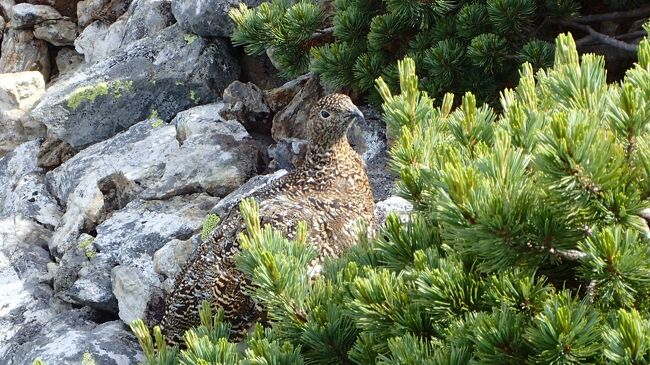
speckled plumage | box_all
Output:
[160,94,375,345]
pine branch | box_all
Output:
[573,5,650,24]
[559,20,638,53]
[577,30,648,47]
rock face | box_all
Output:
[172,0,263,37]
[0,72,46,157]
[33,24,239,149]
[75,0,174,64]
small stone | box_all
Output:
[271,74,323,141]
[221,81,272,134]
[374,196,412,226]
[37,136,77,169]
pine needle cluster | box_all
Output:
[230,0,648,104]
[131,29,650,364]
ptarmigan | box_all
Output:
[160,93,375,344]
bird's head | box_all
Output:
[308,93,364,146]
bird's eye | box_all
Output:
[320,110,331,119]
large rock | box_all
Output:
[33,24,239,149]
[0,72,46,156]
[121,0,174,45]
[142,103,260,199]
[10,3,63,29]
[172,0,263,37]
[73,20,122,63]
[0,28,50,80]
[0,0,14,19]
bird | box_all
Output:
[160,93,375,345]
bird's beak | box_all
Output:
[345,106,365,124]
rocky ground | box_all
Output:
[0,1,404,364]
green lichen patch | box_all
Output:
[184,33,199,44]
[78,237,97,259]
[67,82,109,110]
[67,80,134,110]
[190,90,201,105]
[81,352,96,365]
[149,109,164,128]
[112,80,134,98]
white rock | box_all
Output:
[112,259,162,325]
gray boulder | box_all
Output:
[32,24,239,149]
[172,0,263,37]
[0,140,42,209]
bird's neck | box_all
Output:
[302,138,355,170]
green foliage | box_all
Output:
[231,0,648,105]
[133,31,650,364]
[200,213,221,241]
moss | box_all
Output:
[190,90,201,104]
[67,80,134,110]
[33,358,45,365]
[201,213,221,241]
[149,109,164,128]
